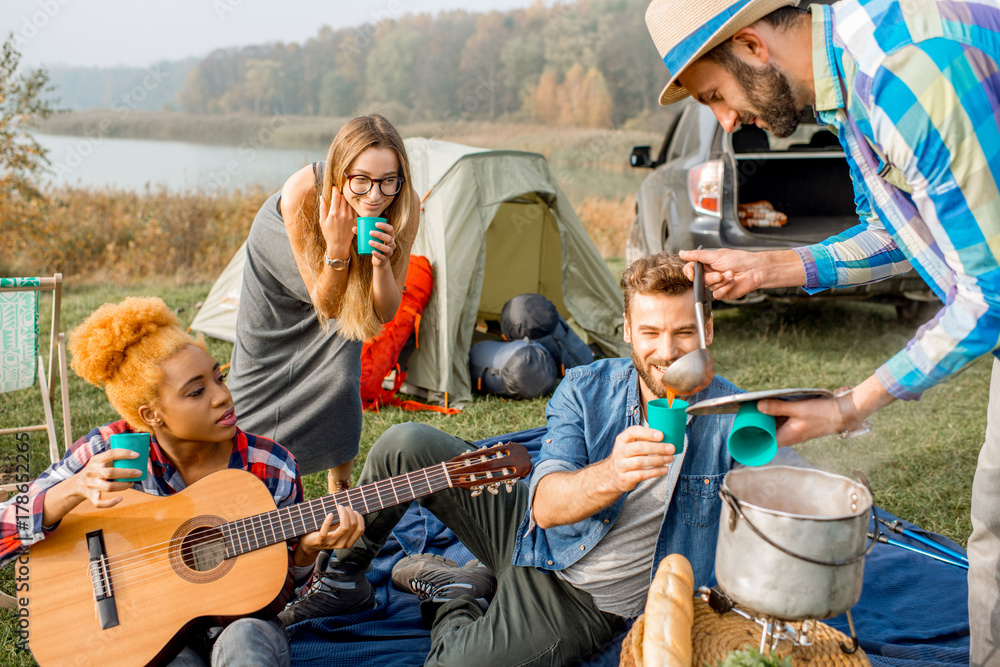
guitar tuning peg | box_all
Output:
[470,486,483,497]
[487,482,500,495]
[505,481,515,493]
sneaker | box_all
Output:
[391,554,497,604]
[277,552,375,626]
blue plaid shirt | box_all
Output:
[796,0,1000,400]
[0,420,303,567]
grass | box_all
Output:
[0,249,988,665]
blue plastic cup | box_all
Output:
[646,398,689,455]
[357,217,385,255]
[727,402,777,466]
[110,432,150,481]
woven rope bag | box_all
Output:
[621,597,870,666]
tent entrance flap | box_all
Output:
[478,195,568,321]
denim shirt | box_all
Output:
[511,358,738,588]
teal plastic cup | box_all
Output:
[727,402,777,466]
[646,398,689,455]
[110,432,150,481]
[357,217,385,255]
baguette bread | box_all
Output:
[620,614,645,667]
[642,554,694,667]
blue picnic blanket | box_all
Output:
[290,427,970,666]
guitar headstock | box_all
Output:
[448,442,532,494]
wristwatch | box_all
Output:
[324,252,350,271]
[834,387,872,438]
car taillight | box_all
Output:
[688,160,723,217]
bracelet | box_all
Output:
[833,387,872,439]
[324,252,350,271]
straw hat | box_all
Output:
[645,0,800,105]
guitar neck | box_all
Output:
[223,461,453,558]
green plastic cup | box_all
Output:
[646,398,689,455]
[727,402,777,466]
[110,432,150,481]
[357,216,385,255]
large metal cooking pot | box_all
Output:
[715,465,874,620]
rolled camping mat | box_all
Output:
[621,597,870,667]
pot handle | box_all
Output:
[720,488,879,567]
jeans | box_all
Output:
[336,422,621,667]
[166,618,290,667]
[970,358,1000,666]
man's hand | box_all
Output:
[757,396,844,446]
[679,248,806,300]
[595,426,675,495]
[532,426,675,529]
[757,374,894,447]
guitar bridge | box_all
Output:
[87,530,120,630]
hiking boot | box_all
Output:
[277,552,375,626]
[391,554,497,604]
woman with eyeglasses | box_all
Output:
[227,114,419,506]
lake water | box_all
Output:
[33,133,645,205]
[35,133,320,195]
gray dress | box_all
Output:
[227,163,362,475]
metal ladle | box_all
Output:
[660,260,715,395]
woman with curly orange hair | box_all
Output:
[0,296,366,666]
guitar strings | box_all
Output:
[88,459,511,592]
[99,461,462,571]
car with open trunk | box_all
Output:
[626,99,939,321]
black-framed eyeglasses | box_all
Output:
[343,173,405,197]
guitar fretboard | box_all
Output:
[222,462,453,558]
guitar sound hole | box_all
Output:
[181,526,227,572]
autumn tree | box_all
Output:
[0,33,57,199]
[582,67,612,128]
[531,70,559,124]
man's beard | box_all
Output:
[632,349,671,399]
[730,58,802,138]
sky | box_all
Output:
[2,0,543,69]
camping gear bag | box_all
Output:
[360,255,458,414]
[469,339,558,400]
[501,294,594,374]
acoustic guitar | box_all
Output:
[24,442,532,667]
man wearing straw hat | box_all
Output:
[644,0,1000,662]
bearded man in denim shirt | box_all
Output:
[316,253,746,666]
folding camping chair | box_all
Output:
[0,274,71,609]
[0,273,72,472]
